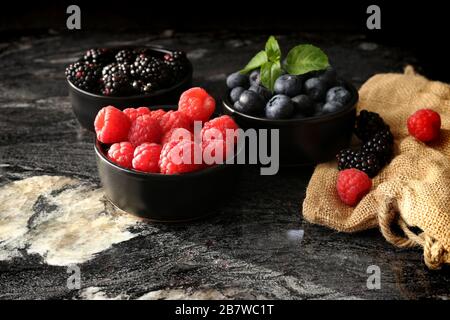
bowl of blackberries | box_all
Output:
[65,46,193,131]
[222,37,358,165]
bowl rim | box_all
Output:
[94,139,243,179]
[66,45,193,101]
[222,80,359,124]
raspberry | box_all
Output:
[407,109,441,142]
[107,142,135,169]
[159,110,192,134]
[201,115,239,141]
[128,114,162,146]
[161,127,194,145]
[178,87,216,123]
[132,143,162,173]
[149,109,167,123]
[159,140,203,174]
[94,106,131,144]
[202,139,233,165]
[336,169,372,206]
[123,107,151,123]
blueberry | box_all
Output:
[318,66,337,86]
[291,94,314,116]
[304,77,328,101]
[322,102,344,114]
[235,90,265,115]
[230,86,245,103]
[226,72,249,89]
[326,86,351,105]
[249,84,272,102]
[265,95,295,119]
[293,112,306,119]
[249,70,261,86]
[274,74,302,97]
[313,102,325,116]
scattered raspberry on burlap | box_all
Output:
[302,66,450,269]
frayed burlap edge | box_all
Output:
[302,67,450,270]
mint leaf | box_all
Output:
[284,44,329,75]
[240,51,268,74]
[260,61,282,92]
[265,36,281,62]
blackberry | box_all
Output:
[337,149,381,178]
[82,48,113,64]
[362,129,394,165]
[130,54,172,87]
[163,51,188,80]
[141,82,159,94]
[65,61,102,93]
[115,49,137,64]
[355,110,389,142]
[131,80,144,93]
[101,63,133,96]
[102,63,130,77]
[131,80,159,94]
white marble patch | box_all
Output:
[0,175,142,266]
[79,287,129,300]
[78,287,243,300]
[139,288,230,300]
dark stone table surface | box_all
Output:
[0,31,448,300]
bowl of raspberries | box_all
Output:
[94,87,242,222]
[65,47,193,131]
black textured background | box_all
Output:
[0,1,449,300]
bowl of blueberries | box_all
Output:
[222,38,358,165]
[65,46,193,131]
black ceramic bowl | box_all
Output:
[67,46,193,132]
[94,107,242,222]
[222,81,358,166]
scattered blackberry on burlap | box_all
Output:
[354,110,390,142]
[115,49,137,64]
[65,61,102,93]
[163,51,189,80]
[337,149,382,178]
[336,110,395,178]
[101,64,133,96]
[83,48,113,64]
[361,129,394,166]
[130,54,172,87]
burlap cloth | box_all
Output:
[303,67,450,269]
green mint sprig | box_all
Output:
[239,36,329,91]
[284,44,329,75]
